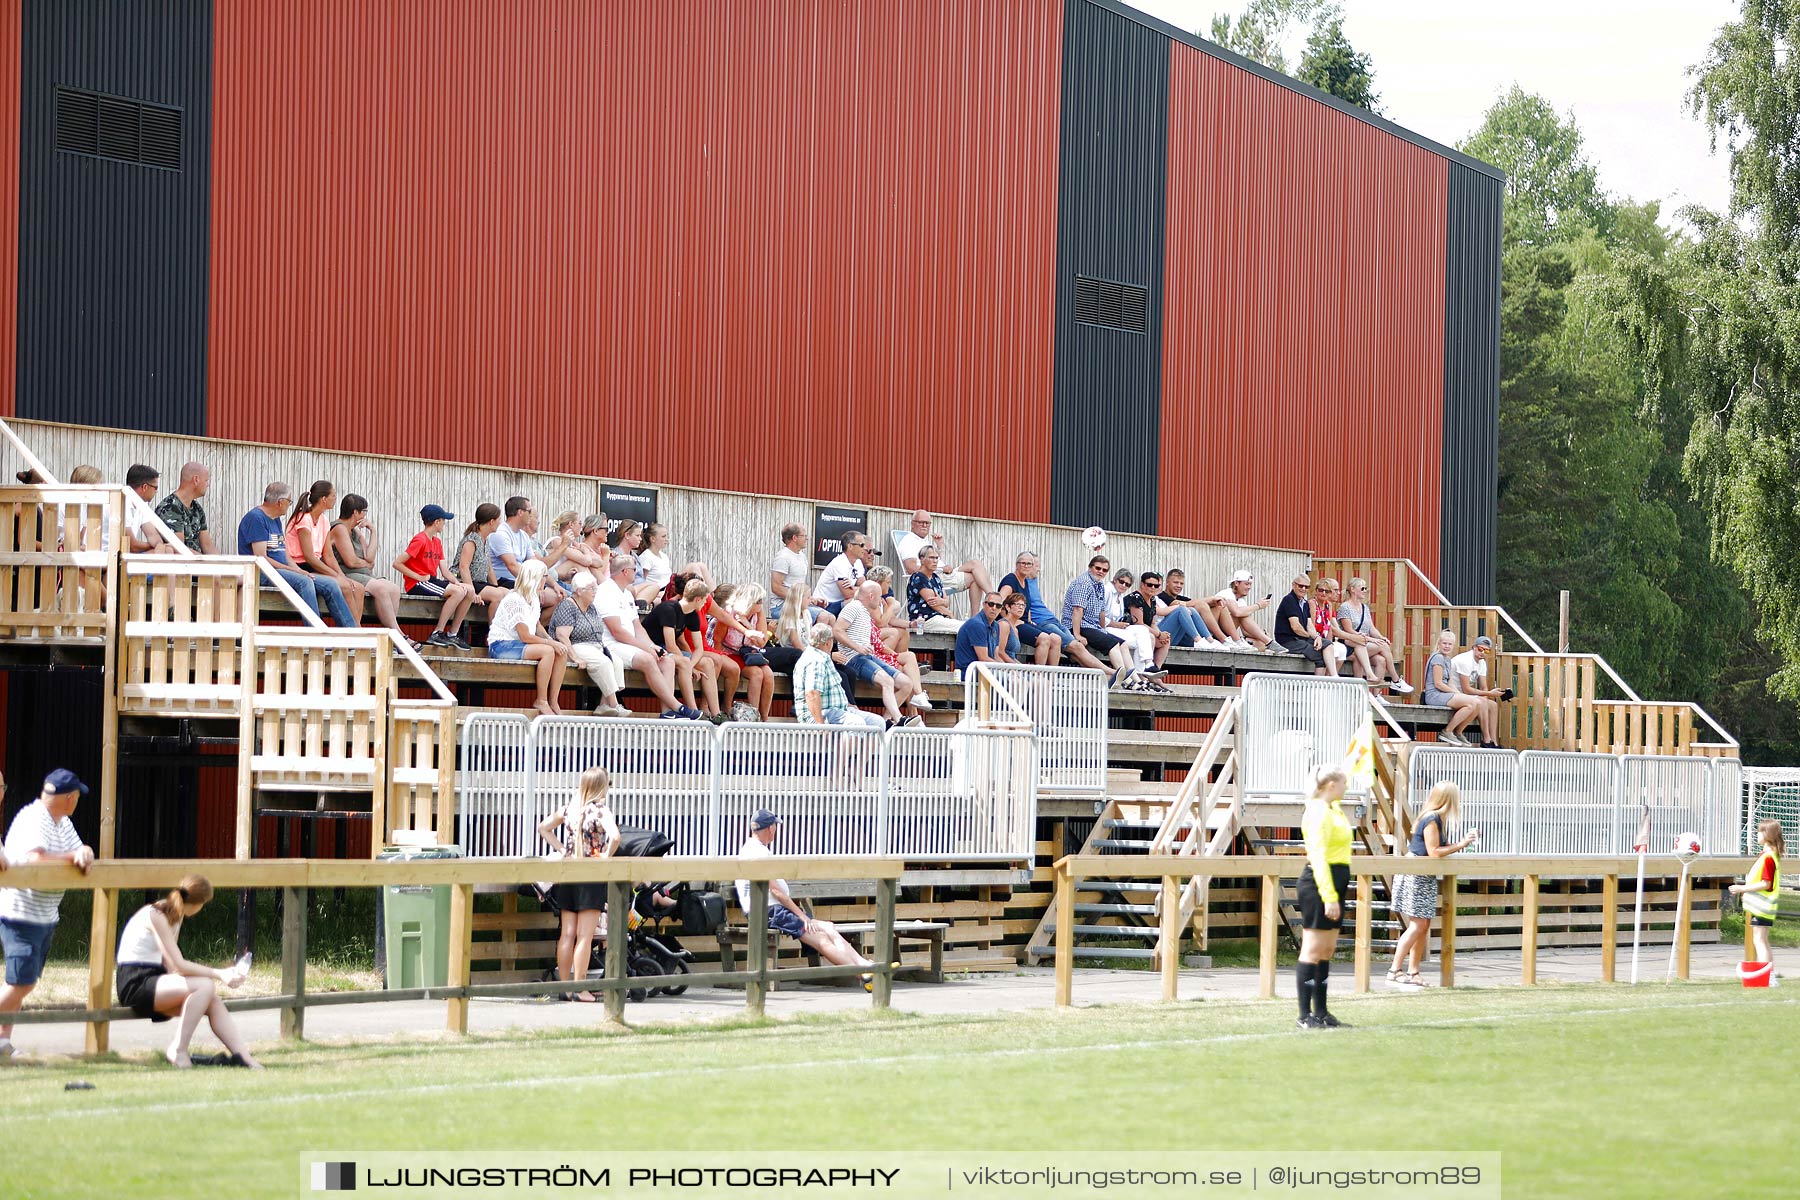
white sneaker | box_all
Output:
[1229,638,1253,651]
[1389,679,1414,695]
[0,1037,13,1058]
[1439,731,1467,746]
[1199,638,1226,650]
[910,695,934,711]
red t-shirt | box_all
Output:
[1757,853,1777,888]
[402,532,445,591]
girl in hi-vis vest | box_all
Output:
[1730,818,1784,970]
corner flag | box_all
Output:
[1632,803,1653,853]
[1343,716,1378,793]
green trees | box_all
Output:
[1295,16,1379,112]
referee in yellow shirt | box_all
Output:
[1297,764,1353,1029]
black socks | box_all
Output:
[1295,961,1316,1017]
[1314,960,1331,1017]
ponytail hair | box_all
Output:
[465,502,500,536]
[290,480,335,526]
[151,873,214,928]
[1309,764,1346,801]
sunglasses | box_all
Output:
[982,601,1001,609]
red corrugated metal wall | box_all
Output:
[1158,42,1447,575]
[208,1,1062,523]
[0,0,19,420]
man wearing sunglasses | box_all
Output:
[953,592,1007,677]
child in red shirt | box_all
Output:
[393,505,477,649]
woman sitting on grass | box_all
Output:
[537,768,621,1002]
[114,874,261,1069]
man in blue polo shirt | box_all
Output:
[237,481,354,625]
[953,592,1004,676]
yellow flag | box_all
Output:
[1343,715,1377,793]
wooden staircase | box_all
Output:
[1026,697,1419,967]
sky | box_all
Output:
[1123,1,1739,218]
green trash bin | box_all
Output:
[377,844,463,990]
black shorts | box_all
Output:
[1016,621,1042,648]
[1750,915,1774,928]
[1278,637,1326,666]
[1080,627,1122,654]
[116,962,172,1021]
[1297,864,1351,931]
[551,882,607,914]
[408,577,450,599]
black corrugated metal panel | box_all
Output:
[1086,0,1502,182]
[1050,0,1169,535]
[1440,162,1502,603]
[17,0,212,435]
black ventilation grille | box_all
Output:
[55,86,182,171]
[1073,275,1149,333]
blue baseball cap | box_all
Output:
[750,809,780,832]
[44,768,88,797]
[420,504,455,524]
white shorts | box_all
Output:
[605,643,654,676]
[919,615,963,634]
[942,569,973,594]
[1119,625,1156,668]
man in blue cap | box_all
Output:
[0,769,96,1057]
[735,809,874,990]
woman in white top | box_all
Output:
[114,874,261,1068]
[488,559,570,716]
[1334,577,1412,693]
[633,522,713,603]
[1106,569,1158,673]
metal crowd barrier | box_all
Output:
[1240,674,1371,797]
[455,715,1037,860]
[1405,747,1740,856]
[962,661,1106,797]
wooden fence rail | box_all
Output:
[1051,853,1756,1008]
[3,856,904,1054]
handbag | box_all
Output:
[677,889,727,936]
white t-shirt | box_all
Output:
[811,553,864,603]
[489,590,539,645]
[895,530,929,571]
[771,545,808,592]
[125,490,158,548]
[1450,650,1488,690]
[734,834,788,913]
[595,579,641,648]
[639,549,672,592]
[1212,587,1239,605]
[839,598,876,652]
[0,801,84,923]
[118,905,167,966]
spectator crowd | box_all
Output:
[51,464,1504,728]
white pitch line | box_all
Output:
[15,994,1787,1123]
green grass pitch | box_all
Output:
[4,983,1789,1199]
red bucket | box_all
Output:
[1738,960,1773,988]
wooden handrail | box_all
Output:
[1053,852,1753,1009]
[12,856,905,1051]
[1148,697,1236,853]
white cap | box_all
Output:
[571,571,598,590]
[1229,569,1254,584]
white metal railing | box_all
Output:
[1406,747,1737,856]
[717,721,884,857]
[1241,673,1371,797]
[963,661,1106,797]
[532,715,717,857]
[455,713,534,857]
[1409,746,1521,854]
[884,725,1037,858]
[1518,750,1622,857]
[455,714,1037,860]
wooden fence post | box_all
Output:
[1258,875,1278,1000]
[85,888,119,1055]
[281,885,308,1040]
[1522,875,1540,985]
[1439,876,1456,988]
[1353,874,1372,993]
[745,881,769,1018]
[1159,875,1180,1003]
[1053,864,1073,1009]
[444,882,473,1034]
[604,881,629,1022]
[1601,874,1618,983]
[873,877,896,1010]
